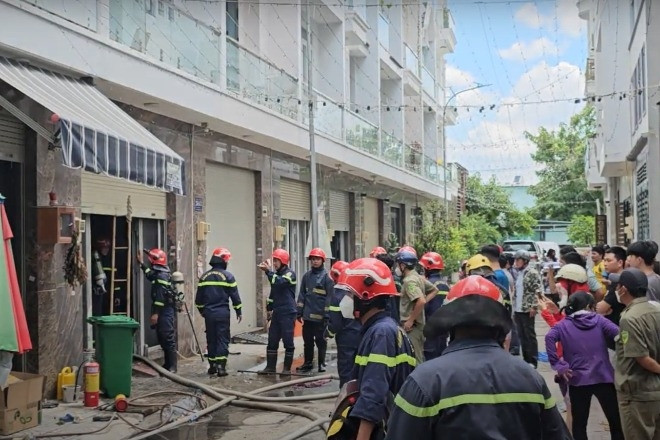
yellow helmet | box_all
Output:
[466,254,491,273]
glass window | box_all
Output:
[226,1,239,41]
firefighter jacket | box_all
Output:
[195,265,242,319]
[141,263,173,314]
[297,267,334,322]
[350,311,416,425]
[425,273,449,320]
[385,339,572,440]
[266,266,297,315]
[327,287,362,348]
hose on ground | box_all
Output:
[274,417,331,440]
[132,355,332,436]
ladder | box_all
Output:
[109,196,132,316]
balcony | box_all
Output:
[22,0,97,30]
[345,1,369,57]
[437,8,456,55]
[422,66,436,100]
[403,44,421,95]
[585,57,595,96]
[577,0,590,20]
[444,105,457,126]
[585,139,607,190]
[378,14,390,53]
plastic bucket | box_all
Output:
[62,385,80,403]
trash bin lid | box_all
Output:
[86,315,139,328]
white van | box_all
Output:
[536,241,560,260]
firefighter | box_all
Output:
[296,248,335,373]
[195,248,242,377]
[137,249,177,373]
[369,246,400,321]
[258,249,297,375]
[329,257,415,440]
[386,276,571,439]
[419,252,450,359]
[326,260,361,387]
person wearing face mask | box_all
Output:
[613,268,660,439]
[545,292,622,440]
[326,260,362,387]
[326,258,415,440]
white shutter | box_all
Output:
[81,172,166,219]
[280,178,311,221]
[329,190,350,231]
[0,112,24,163]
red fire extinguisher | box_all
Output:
[83,359,100,407]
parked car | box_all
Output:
[536,241,560,260]
[502,240,542,262]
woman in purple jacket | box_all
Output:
[545,291,623,440]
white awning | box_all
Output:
[0,57,185,195]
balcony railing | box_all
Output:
[381,131,404,166]
[422,67,436,97]
[346,0,368,22]
[405,44,420,77]
[302,90,343,141]
[586,57,595,82]
[442,8,455,30]
[379,14,390,52]
[345,111,379,155]
[22,0,97,30]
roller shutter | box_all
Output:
[0,111,24,163]
[329,190,350,231]
[280,178,311,221]
[81,172,166,219]
[363,197,380,254]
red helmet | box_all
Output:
[272,249,290,266]
[337,258,398,300]
[146,248,167,266]
[446,275,503,305]
[399,245,417,257]
[420,252,444,270]
[369,246,387,258]
[211,247,231,262]
[308,247,326,261]
[330,260,349,283]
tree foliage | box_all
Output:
[466,175,536,238]
[527,106,601,221]
[567,215,595,246]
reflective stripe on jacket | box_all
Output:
[327,287,361,347]
[385,339,571,440]
[195,266,242,318]
[297,268,334,322]
[142,264,173,313]
[266,267,297,315]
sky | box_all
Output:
[446,0,587,186]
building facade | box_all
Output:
[581,0,660,246]
[0,0,456,394]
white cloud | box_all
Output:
[498,38,560,62]
[513,1,584,38]
[447,61,585,185]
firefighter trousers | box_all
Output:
[157,306,177,352]
[302,320,327,363]
[205,315,230,363]
[267,312,296,352]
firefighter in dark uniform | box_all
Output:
[369,246,400,322]
[258,249,297,375]
[296,248,335,373]
[137,248,177,373]
[195,247,242,377]
[385,276,572,439]
[326,260,361,387]
[420,251,450,360]
[328,258,416,440]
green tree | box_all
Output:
[466,175,536,238]
[527,105,601,221]
[567,215,595,246]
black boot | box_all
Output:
[217,359,228,377]
[208,362,218,375]
[258,350,278,375]
[166,350,178,373]
[297,343,314,372]
[282,350,294,376]
[318,347,327,373]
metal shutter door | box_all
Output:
[81,172,166,219]
[206,163,257,332]
[280,178,311,221]
[0,112,24,163]
[363,197,379,253]
[329,190,350,231]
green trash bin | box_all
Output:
[86,315,139,397]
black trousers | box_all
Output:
[302,320,327,362]
[205,315,230,363]
[569,383,623,440]
[514,312,537,367]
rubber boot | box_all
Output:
[217,359,228,377]
[166,350,178,374]
[258,351,278,375]
[318,346,327,373]
[282,350,294,376]
[297,345,314,372]
[207,362,218,375]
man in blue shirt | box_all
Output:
[481,245,510,293]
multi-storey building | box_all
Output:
[580,0,660,246]
[0,0,455,392]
